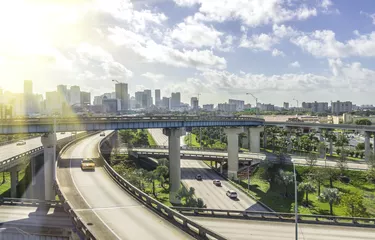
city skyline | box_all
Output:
[1,1,375,106]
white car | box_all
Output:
[226,190,238,199]
[100,132,105,137]
[16,140,26,146]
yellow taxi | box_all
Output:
[81,159,96,171]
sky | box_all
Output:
[0,0,374,106]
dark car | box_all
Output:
[196,174,202,181]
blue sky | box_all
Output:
[0,0,375,106]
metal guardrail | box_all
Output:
[0,197,63,207]
[265,121,375,131]
[171,207,375,227]
[54,131,99,240]
[99,132,227,240]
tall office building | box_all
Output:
[69,86,81,106]
[162,97,170,110]
[135,91,144,108]
[218,103,237,112]
[115,83,129,111]
[170,92,181,110]
[155,89,161,107]
[23,80,34,114]
[144,89,152,107]
[190,97,199,110]
[45,91,61,114]
[80,91,91,105]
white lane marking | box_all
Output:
[69,148,122,240]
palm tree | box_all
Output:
[155,165,169,190]
[276,170,294,197]
[319,188,340,215]
[298,181,316,205]
[311,169,327,196]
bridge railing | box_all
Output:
[171,207,375,227]
[1,115,265,124]
[99,132,227,240]
[0,197,63,207]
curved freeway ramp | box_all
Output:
[57,131,193,240]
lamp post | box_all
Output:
[291,159,298,240]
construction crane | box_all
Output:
[197,93,201,101]
[293,98,299,108]
[112,79,120,84]
[246,92,258,116]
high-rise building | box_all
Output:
[24,80,33,95]
[135,91,144,108]
[283,102,289,109]
[302,101,328,113]
[144,89,152,107]
[190,97,199,110]
[257,103,275,111]
[331,101,352,115]
[218,103,237,112]
[170,92,181,110]
[57,85,69,104]
[115,83,129,111]
[103,97,120,113]
[69,86,81,106]
[228,99,244,111]
[80,91,91,105]
[162,97,170,110]
[202,104,214,111]
[155,89,161,107]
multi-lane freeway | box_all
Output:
[0,132,75,162]
[148,129,266,211]
[57,131,193,240]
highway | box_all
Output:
[57,131,193,240]
[191,217,375,240]
[0,132,76,162]
[148,129,266,211]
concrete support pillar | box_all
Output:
[163,128,185,204]
[10,169,18,198]
[247,128,251,151]
[220,162,223,174]
[373,134,375,155]
[41,133,57,201]
[215,161,218,169]
[250,127,264,153]
[224,127,243,180]
[365,131,371,161]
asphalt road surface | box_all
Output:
[191,217,375,240]
[148,128,186,147]
[148,129,266,211]
[57,131,193,240]
[181,159,266,211]
[0,132,76,162]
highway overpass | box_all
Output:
[147,129,267,211]
[0,116,264,134]
[56,131,222,240]
[265,121,375,131]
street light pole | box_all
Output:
[292,159,298,240]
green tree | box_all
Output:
[119,130,134,144]
[324,130,336,156]
[324,167,339,188]
[276,170,294,197]
[340,192,367,217]
[336,150,348,175]
[306,153,317,171]
[311,168,328,195]
[145,171,159,197]
[319,188,340,215]
[298,181,316,205]
[154,165,169,190]
[356,142,365,151]
[176,186,206,207]
[259,158,274,180]
[355,119,372,125]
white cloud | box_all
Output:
[272,49,285,57]
[240,33,278,51]
[167,18,223,49]
[360,11,375,25]
[289,61,300,68]
[320,0,333,9]
[108,26,227,70]
[174,0,318,27]
[240,24,295,54]
[142,72,165,83]
[291,30,375,58]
